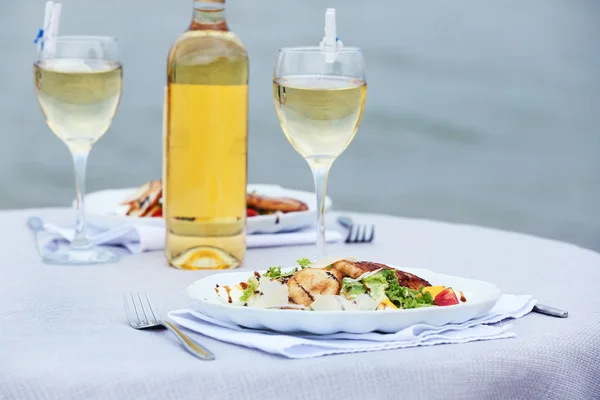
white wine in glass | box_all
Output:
[273,47,367,260]
[34,59,122,149]
[273,75,366,160]
[33,36,123,265]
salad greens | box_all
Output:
[239,277,258,303]
[379,269,434,308]
[240,257,436,310]
[342,278,367,298]
[362,272,389,302]
[340,269,434,308]
[297,257,312,268]
[263,258,312,279]
[263,266,291,279]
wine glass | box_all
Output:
[33,36,123,264]
[273,46,367,260]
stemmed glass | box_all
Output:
[273,47,367,260]
[33,36,123,264]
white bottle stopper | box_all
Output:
[319,8,343,63]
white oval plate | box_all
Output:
[187,266,502,334]
[81,184,333,234]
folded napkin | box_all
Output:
[42,223,343,253]
[168,294,536,359]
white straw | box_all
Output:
[43,1,53,36]
[46,2,62,57]
[50,3,62,38]
[39,1,54,53]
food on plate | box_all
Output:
[287,267,343,306]
[120,180,162,217]
[433,287,460,306]
[120,181,309,218]
[423,285,446,298]
[330,260,431,291]
[214,257,467,311]
[246,192,309,215]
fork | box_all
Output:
[337,216,375,244]
[123,292,215,360]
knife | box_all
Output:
[532,304,568,318]
[27,216,59,256]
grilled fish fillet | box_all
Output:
[247,193,309,214]
[287,268,343,306]
[122,181,310,216]
[331,260,431,290]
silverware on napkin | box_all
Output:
[123,292,215,360]
[337,216,375,244]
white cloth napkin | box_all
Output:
[42,223,343,253]
[168,294,536,359]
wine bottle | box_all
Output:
[164,0,248,269]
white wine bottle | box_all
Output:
[164,0,248,270]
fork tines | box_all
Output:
[345,224,375,244]
[124,292,160,328]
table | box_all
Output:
[1,208,599,400]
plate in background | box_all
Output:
[81,184,332,234]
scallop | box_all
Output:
[310,295,345,311]
[247,278,289,308]
[310,294,376,311]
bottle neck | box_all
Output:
[190,0,228,31]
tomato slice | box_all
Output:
[247,208,259,217]
[434,288,460,306]
[150,207,162,217]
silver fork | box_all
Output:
[337,216,375,244]
[123,292,215,360]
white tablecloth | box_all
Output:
[1,208,599,400]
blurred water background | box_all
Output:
[1,0,598,250]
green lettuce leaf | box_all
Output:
[342,278,367,299]
[239,277,259,303]
[378,269,435,309]
[264,266,299,279]
[362,272,388,286]
[263,258,310,280]
[297,257,312,269]
[362,272,389,302]
[263,266,282,278]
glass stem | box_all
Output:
[69,146,92,249]
[310,160,332,262]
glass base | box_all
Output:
[43,246,119,265]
